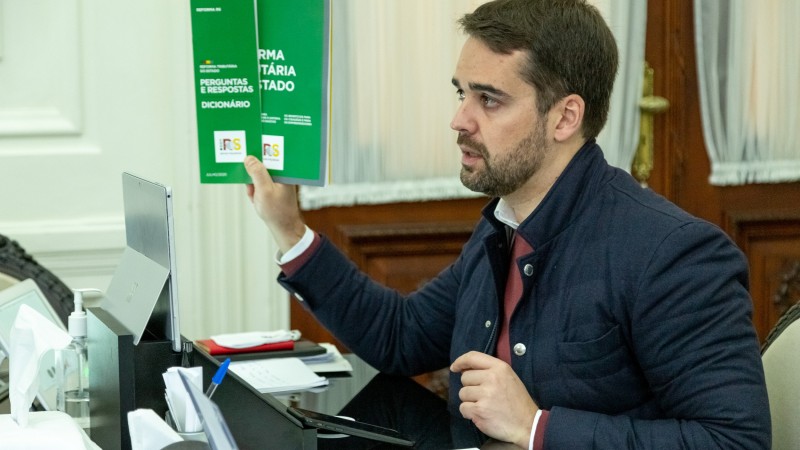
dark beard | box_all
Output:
[458,124,547,197]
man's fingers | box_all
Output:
[459,368,490,388]
[244,155,271,189]
[458,396,491,430]
[458,384,484,403]
[451,351,497,373]
[245,182,255,201]
[459,400,476,420]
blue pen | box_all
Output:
[205,357,231,399]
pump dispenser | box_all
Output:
[56,288,102,433]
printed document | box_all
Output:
[228,357,328,393]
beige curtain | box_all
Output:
[695,0,800,185]
[300,0,647,210]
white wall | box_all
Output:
[0,0,288,339]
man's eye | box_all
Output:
[482,95,498,107]
[456,89,465,101]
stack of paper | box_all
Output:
[228,357,328,394]
[300,343,353,373]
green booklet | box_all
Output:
[190,0,331,185]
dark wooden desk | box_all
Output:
[194,349,459,449]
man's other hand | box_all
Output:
[451,351,538,449]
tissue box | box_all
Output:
[0,411,97,450]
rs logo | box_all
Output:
[263,142,281,158]
[222,138,242,151]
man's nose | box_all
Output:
[450,100,477,135]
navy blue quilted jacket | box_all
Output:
[279,140,770,449]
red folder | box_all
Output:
[195,338,294,355]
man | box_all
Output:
[243,0,771,448]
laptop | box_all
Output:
[100,173,182,352]
[0,279,68,411]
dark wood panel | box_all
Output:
[724,212,800,340]
[646,0,800,341]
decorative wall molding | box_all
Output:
[0,142,101,157]
[0,107,82,137]
[774,260,800,317]
[0,0,83,138]
[335,221,475,269]
[722,209,800,340]
[0,216,124,253]
[724,209,800,248]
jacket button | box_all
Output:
[523,264,534,276]
[513,343,527,356]
[485,320,492,328]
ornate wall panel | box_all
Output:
[0,0,83,138]
[724,212,800,341]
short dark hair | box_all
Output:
[458,0,618,139]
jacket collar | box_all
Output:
[481,139,609,250]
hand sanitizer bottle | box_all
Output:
[56,288,100,433]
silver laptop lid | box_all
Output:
[118,172,182,352]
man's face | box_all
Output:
[451,37,550,198]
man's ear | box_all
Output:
[552,94,585,142]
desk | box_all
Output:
[274,355,453,449]
[194,348,422,449]
[3,344,519,449]
[195,349,520,450]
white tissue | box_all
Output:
[128,408,183,450]
[0,411,101,450]
[9,304,73,427]
[162,366,203,433]
[210,329,300,348]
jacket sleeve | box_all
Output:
[544,222,771,449]
[277,235,461,376]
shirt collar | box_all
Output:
[493,198,520,230]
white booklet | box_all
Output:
[228,357,328,394]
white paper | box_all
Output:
[162,366,203,432]
[229,357,328,393]
[127,408,182,450]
